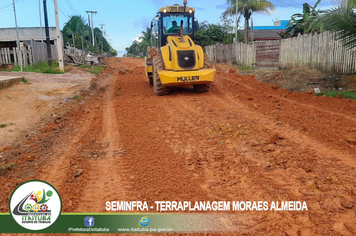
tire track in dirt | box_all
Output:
[215,73,356,155]
[111,60,254,233]
[135,66,356,235]
[121,65,316,233]
[35,100,105,211]
[223,76,356,122]
[75,69,128,212]
[113,68,210,204]
[212,75,356,168]
[156,91,317,234]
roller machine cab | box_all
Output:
[145,0,215,95]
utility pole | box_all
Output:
[91,11,97,46]
[86,11,97,46]
[251,18,254,42]
[38,0,43,42]
[91,12,95,46]
[86,12,92,46]
[43,0,52,66]
[53,0,64,71]
[99,24,105,53]
[13,0,22,71]
[235,0,238,43]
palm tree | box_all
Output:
[223,0,275,42]
[139,27,152,54]
[138,27,153,56]
[312,0,356,50]
[63,16,86,36]
[63,16,87,48]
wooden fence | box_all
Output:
[31,41,58,64]
[0,41,58,67]
[204,42,255,67]
[204,31,356,73]
[254,40,280,69]
[0,47,31,67]
[280,31,356,73]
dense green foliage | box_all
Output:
[283,0,356,51]
[62,15,117,56]
[195,20,244,47]
[285,0,325,37]
[125,27,153,57]
[125,40,141,57]
[311,0,356,50]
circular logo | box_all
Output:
[9,180,62,230]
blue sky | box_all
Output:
[0,0,333,56]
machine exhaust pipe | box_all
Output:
[180,20,184,43]
[181,0,187,43]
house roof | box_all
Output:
[250,29,282,40]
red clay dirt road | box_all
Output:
[1,57,356,235]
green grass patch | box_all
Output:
[0,124,7,128]
[79,64,105,75]
[69,95,80,100]
[7,162,15,170]
[10,61,64,74]
[1,162,15,170]
[238,65,253,71]
[316,90,356,99]
[22,78,28,84]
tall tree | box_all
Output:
[63,16,88,49]
[223,0,275,42]
[138,27,152,56]
[125,40,140,57]
[62,15,116,55]
[63,16,86,37]
[312,0,356,50]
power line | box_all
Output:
[0,0,25,14]
[75,0,87,13]
[273,0,299,8]
[0,4,13,10]
[63,0,79,15]
[0,2,15,13]
[51,0,70,19]
[82,0,91,10]
[57,6,70,19]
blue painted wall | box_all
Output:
[252,20,289,30]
